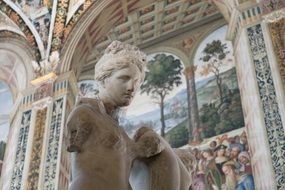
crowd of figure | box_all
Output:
[190,132,255,190]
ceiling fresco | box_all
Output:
[0,0,220,68]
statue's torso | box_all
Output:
[68,98,135,190]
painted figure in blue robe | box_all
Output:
[236,174,255,190]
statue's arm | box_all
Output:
[133,127,165,158]
[66,105,93,152]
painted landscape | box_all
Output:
[121,67,244,147]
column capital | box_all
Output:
[183,65,197,77]
[263,8,285,23]
[226,3,262,47]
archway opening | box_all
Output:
[0,81,13,177]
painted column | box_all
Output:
[184,65,201,143]
[227,1,285,189]
[0,71,77,190]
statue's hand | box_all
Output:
[133,127,164,158]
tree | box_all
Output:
[166,120,189,148]
[200,40,230,104]
[141,54,183,137]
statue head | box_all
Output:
[95,41,147,107]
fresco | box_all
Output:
[121,25,254,189]
[118,26,243,142]
[76,25,254,189]
[77,80,99,98]
[12,0,53,48]
[191,129,255,190]
[192,26,244,140]
[0,81,13,161]
[121,53,187,138]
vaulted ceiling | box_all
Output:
[83,0,219,66]
[0,0,225,79]
[66,0,223,77]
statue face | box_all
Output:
[103,64,141,107]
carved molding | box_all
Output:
[43,98,64,189]
[26,108,47,190]
[263,8,285,23]
[10,110,32,190]
[268,18,285,89]
[261,0,285,15]
[247,24,285,190]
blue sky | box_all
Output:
[0,81,13,142]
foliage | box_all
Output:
[199,103,220,138]
[141,54,183,98]
[149,66,244,146]
[200,40,228,62]
[199,40,230,103]
[141,53,183,137]
[166,119,189,148]
[215,93,245,134]
[199,89,244,138]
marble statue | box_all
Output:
[66,41,193,190]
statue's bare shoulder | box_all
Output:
[66,97,101,152]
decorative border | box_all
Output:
[27,108,47,190]
[0,1,41,60]
[63,0,94,42]
[261,0,285,15]
[10,110,32,190]
[43,98,64,189]
[247,24,285,190]
[268,18,285,87]
[50,0,69,52]
[51,0,95,52]
[0,30,26,41]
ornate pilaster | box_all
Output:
[247,24,285,190]
[43,97,64,189]
[225,1,285,189]
[26,108,47,190]
[10,110,32,190]
[1,70,77,190]
[266,10,285,89]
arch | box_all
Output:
[3,0,45,58]
[189,21,227,66]
[0,37,35,100]
[60,0,156,74]
[144,46,190,68]
[0,81,13,142]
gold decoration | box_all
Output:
[26,108,47,190]
[263,9,285,23]
[31,51,60,78]
[31,72,57,86]
[268,17,285,88]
